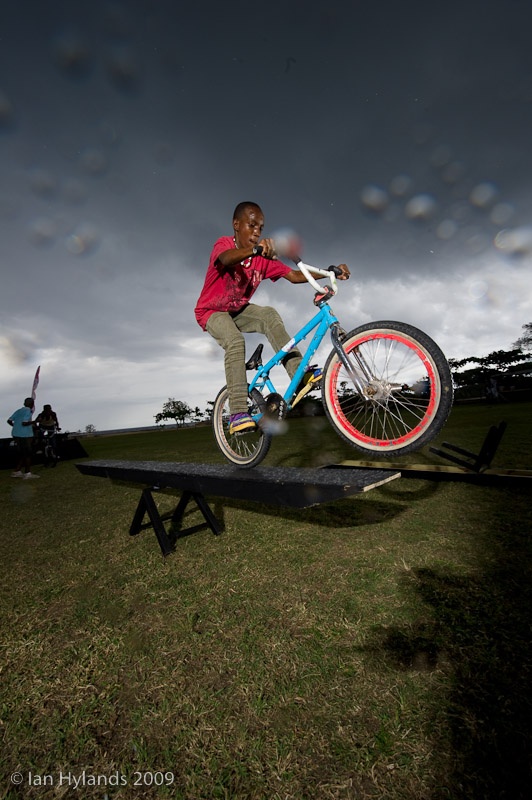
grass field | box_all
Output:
[1,402,531,799]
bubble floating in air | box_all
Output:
[271,227,302,260]
[389,174,412,197]
[52,33,92,79]
[65,222,99,255]
[361,184,389,213]
[405,193,437,221]
[469,182,498,208]
[436,219,457,240]
[494,226,532,257]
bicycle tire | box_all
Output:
[44,443,54,467]
[322,320,453,456]
[212,386,272,468]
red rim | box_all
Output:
[327,332,439,447]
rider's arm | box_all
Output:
[217,247,254,267]
[217,238,278,268]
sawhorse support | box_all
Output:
[130,488,222,557]
[429,421,507,473]
[76,459,400,557]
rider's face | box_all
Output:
[233,207,264,249]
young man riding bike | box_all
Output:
[194,202,350,434]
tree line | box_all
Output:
[449,322,531,398]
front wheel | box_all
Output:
[43,441,58,467]
[212,386,272,468]
[323,321,453,456]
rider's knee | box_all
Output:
[259,305,284,330]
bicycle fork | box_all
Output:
[329,324,370,392]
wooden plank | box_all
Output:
[331,460,532,486]
[76,460,400,508]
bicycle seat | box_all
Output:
[245,343,264,370]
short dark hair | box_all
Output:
[233,201,261,221]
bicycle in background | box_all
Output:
[36,425,60,467]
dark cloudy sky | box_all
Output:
[2,0,531,432]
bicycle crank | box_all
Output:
[259,393,288,434]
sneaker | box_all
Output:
[303,366,322,386]
[229,413,257,435]
[23,472,40,480]
[297,366,323,393]
[11,470,24,478]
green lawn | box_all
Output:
[1,403,531,799]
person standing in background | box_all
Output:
[7,397,40,479]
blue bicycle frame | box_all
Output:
[248,303,340,409]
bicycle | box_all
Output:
[37,425,60,467]
[212,253,454,468]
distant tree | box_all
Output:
[450,348,526,372]
[450,346,530,398]
[513,322,532,352]
[154,398,193,427]
[204,400,215,420]
[85,424,96,435]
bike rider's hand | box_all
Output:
[335,263,350,280]
[256,238,278,260]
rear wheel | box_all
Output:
[323,321,453,456]
[212,386,272,468]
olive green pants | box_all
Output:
[206,304,302,415]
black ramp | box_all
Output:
[76,460,399,508]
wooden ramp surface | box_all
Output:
[77,459,400,508]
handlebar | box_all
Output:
[291,256,339,295]
[253,245,340,297]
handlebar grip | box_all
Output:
[328,265,343,277]
[253,245,263,256]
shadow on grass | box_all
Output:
[363,488,532,800]
[191,495,408,532]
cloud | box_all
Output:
[2,0,532,435]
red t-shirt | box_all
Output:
[194,236,292,330]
